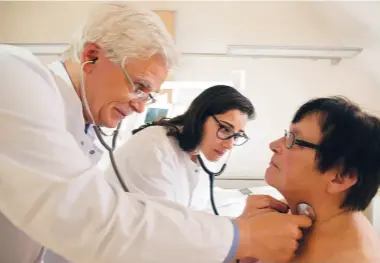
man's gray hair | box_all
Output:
[63,2,179,69]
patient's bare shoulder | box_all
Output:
[326,248,380,263]
[282,212,380,263]
[261,248,380,263]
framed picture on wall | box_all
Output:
[144,105,172,123]
[134,103,173,128]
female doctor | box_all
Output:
[0,2,312,263]
[106,85,254,211]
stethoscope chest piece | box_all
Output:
[296,202,316,222]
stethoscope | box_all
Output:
[82,59,131,192]
[77,57,233,200]
[196,153,229,216]
[92,123,129,192]
[63,58,130,192]
[76,60,318,262]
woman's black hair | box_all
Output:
[132,85,255,152]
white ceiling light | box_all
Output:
[227,45,363,65]
[7,43,363,66]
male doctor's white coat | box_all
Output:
[0,45,238,263]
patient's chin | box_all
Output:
[264,168,277,187]
[265,173,286,199]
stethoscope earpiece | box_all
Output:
[90,57,98,64]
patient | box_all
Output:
[264,96,380,263]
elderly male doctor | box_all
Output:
[0,3,311,263]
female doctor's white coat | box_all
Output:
[0,45,238,263]
[106,125,211,210]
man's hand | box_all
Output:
[234,212,312,262]
[239,195,289,219]
[238,258,259,263]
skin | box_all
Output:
[64,43,168,128]
[262,113,380,263]
[194,109,249,162]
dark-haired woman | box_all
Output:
[106,85,255,210]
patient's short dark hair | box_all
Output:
[292,96,380,211]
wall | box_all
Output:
[133,1,380,178]
[1,1,338,46]
[0,2,7,40]
[313,1,380,87]
[175,56,380,178]
[0,2,175,43]
[373,192,380,234]
[2,1,380,179]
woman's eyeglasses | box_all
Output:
[212,115,249,146]
[284,129,319,150]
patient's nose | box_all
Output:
[269,138,283,154]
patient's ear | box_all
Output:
[326,172,358,194]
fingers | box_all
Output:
[239,208,276,219]
[267,198,289,213]
[238,258,259,263]
[290,214,313,229]
[295,228,303,240]
[246,195,289,213]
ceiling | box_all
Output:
[313,1,380,85]
[134,1,380,85]
[1,1,379,84]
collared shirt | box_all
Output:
[47,60,103,165]
[0,44,238,263]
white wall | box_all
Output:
[174,56,380,178]
[0,2,7,40]
[3,1,380,179]
[134,1,344,49]
[313,1,380,87]
[136,1,380,178]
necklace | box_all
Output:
[315,209,349,227]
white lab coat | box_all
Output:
[0,45,238,263]
[106,125,210,210]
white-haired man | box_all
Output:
[0,3,311,263]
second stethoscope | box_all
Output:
[196,153,230,216]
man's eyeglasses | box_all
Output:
[212,115,249,146]
[121,66,157,104]
[284,129,319,150]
